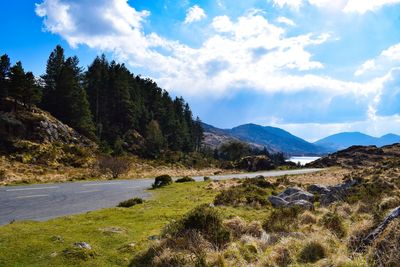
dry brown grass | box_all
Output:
[0,155,229,185]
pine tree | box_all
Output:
[58,57,96,139]
[0,54,11,100]
[41,45,65,115]
[22,72,42,108]
[9,61,26,111]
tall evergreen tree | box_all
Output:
[57,56,95,139]
[0,54,11,100]
[9,61,26,111]
[41,45,65,115]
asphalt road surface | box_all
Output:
[0,168,322,225]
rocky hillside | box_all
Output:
[0,100,96,167]
[306,143,400,168]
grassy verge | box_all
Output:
[0,181,271,266]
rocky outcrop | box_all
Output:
[269,187,315,210]
[357,207,400,252]
[306,144,400,168]
[235,155,275,172]
[269,179,361,209]
[0,103,94,147]
[307,179,362,206]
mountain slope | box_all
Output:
[202,123,326,155]
[315,132,400,151]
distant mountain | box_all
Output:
[315,132,400,151]
[202,123,326,155]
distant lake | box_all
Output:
[287,156,320,166]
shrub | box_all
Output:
[118,197,144,208]
[299,211,317,225]
[0,169,6,181]
[175,176,195,183]
[263,207,302,232]
[297,241,326,263]
[214,185,270,207]
[98,156,131,179]
[242,176,274,189]
[152,175,173,189]
[204,176,211,182]
[164,204,230,249]
[320,212,346,238]
[62,246,96,261]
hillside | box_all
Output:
[307,143,400,168]
[203,123,326,155]
[315,132,400,151]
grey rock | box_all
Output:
[307,184,331,195]
[357,206,400,252]
[74,242,92,250]
[268,196,289,208]
[283,191,314,202]
[279,187,303,197]
[287,200,314,210]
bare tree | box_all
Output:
[98,156,131,179]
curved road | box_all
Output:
[0,168,322,226]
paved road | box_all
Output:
[0,168,322,225]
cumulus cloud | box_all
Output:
[355,43,400,77]
[184,5,206,24]
[34,0,385,106]
[272,0,400,13]
[276,16,296,26]
[343,0,400,14]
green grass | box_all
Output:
[0,182,272,266]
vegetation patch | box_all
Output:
[214,185,271,208]
[320,212,346,238]
[175,176,195,183]
[297,240,326,263]
[152,175,173,189]
[263,206,302,232]
[118,197,144,208]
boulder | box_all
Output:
[268,196,289,208]
[283,191,314,202]
[307,184,330,195]
[287,200,314,210]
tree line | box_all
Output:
[0,45,203,158]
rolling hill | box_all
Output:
[314,132,400,151]
[202,123,326,155]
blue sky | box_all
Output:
[1,0,400,141]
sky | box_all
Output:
[1,0,400,142]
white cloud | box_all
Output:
[35,0,384,101]
[276,16,296,26]
[343,0,400,14]
[355,43,400,77]
[272,0,400,13]
[184,5,206,24]
[354,59,376,76]
[272,0,303,10]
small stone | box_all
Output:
[74,242,92,250]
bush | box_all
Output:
[320,212,346,238]
[164,204,230,249]
[263,207,302,232]
[203,176,211,182]
[0,169,6,181]
[214,185,270,207]
[152,175,173,189]
[118,197,144,208]
[297,241,326,263]
[175,176,195,183]
[98,156,131,178]
[242,176,274,189]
